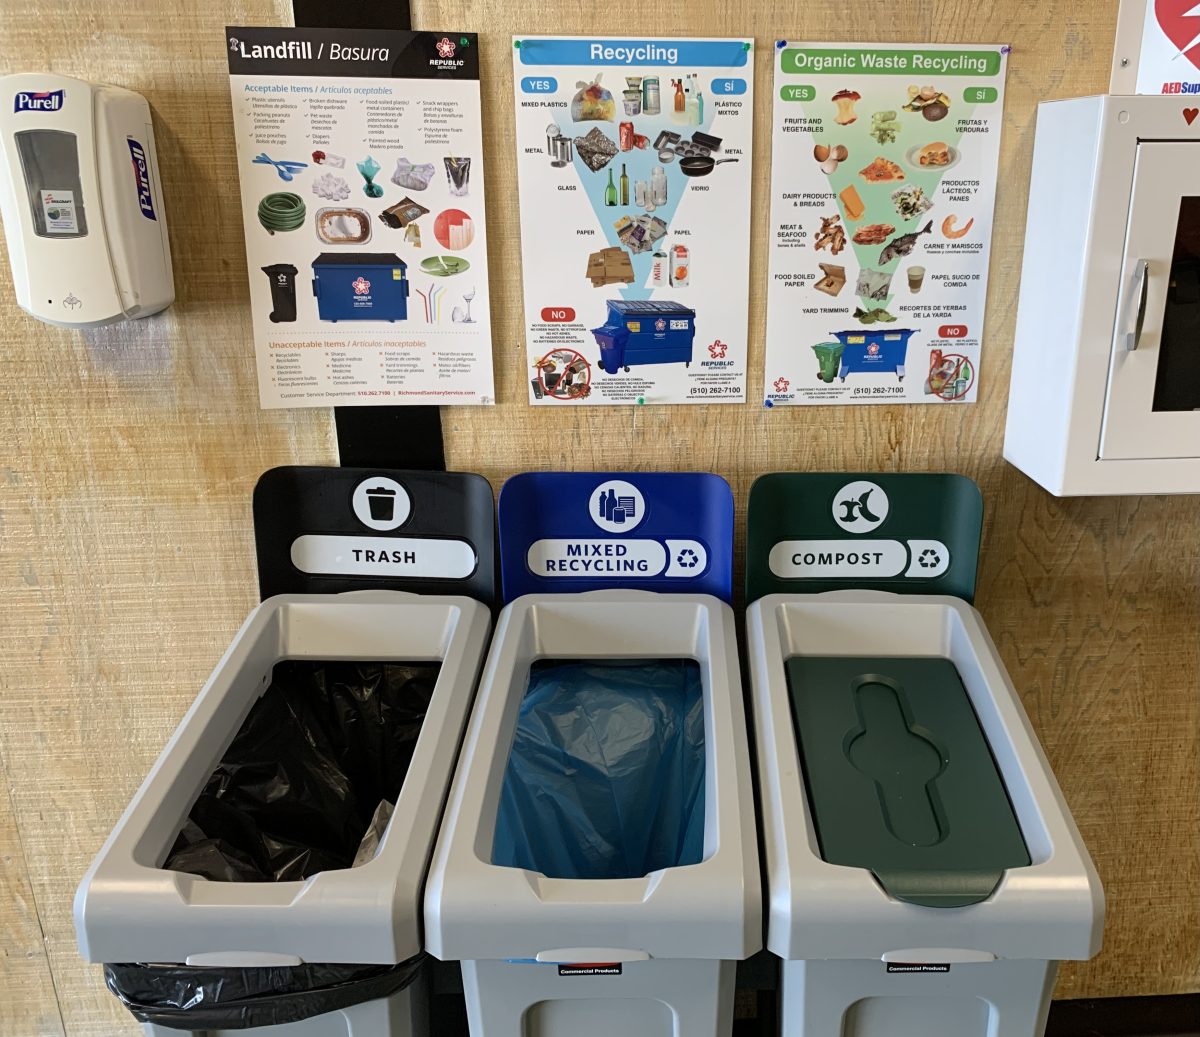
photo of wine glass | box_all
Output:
[452,287,477,324]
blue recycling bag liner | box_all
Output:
[498,472,734,603]
[492,659,705,880]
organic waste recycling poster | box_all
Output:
[512,36,754,406]
[227,27,494,408]
[763,42,1008,406]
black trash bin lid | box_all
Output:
[786,655,1030,908]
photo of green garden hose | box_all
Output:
[258,192,306,234]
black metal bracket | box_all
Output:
[290,0,444,472]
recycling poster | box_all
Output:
[511,36,754,406]
[227,27,495,408]
[763,42,1008,406]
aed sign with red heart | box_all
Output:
[1154,0,1200,71]
[1135,0,1200,93]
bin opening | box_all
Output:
[491,658,705,880]
[164,659,441,883]
[785,655,1030,908]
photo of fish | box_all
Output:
[879,220,932,266]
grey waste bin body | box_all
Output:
[424,589,762,1036]
[747,590,1104,1037]
[141,980,428,1037]
[75,590,491,1036]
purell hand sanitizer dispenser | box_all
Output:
[0,73,174,328]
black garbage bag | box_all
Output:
[104,955,426,1030]
[164,660,441,882]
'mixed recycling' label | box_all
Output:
[527,538,708,578]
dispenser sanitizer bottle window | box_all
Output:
[0,73,174,327]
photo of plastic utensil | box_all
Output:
[253,153,309,181]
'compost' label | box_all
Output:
[768,538,950,579]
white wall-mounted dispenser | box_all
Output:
[0,73,174,328]
[1005,94,1200,496]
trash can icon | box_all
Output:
[366,486,397,522]
[262,263,299,324]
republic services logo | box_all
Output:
[352,276,371,295]
[436,37,457,59]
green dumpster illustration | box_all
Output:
[812,342,845,384]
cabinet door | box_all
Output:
[1100,142,1200,460]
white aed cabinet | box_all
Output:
[1006,94,1200,495]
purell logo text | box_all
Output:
[126,138,157,220]
[14,89,64,113]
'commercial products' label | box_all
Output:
[558,963,623,976]
[886,963,951,974]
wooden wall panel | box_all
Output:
[1,0,1197,1033]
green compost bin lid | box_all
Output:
[787,655,1030,908]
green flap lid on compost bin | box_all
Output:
[745,473,983,604]
[788,655,1030,908]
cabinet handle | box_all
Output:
[1125,258,1149,352]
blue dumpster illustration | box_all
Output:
[311,252,409,322]
[591,300,696,373]
[831,328,917,382]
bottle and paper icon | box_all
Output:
[598,487,637,525]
